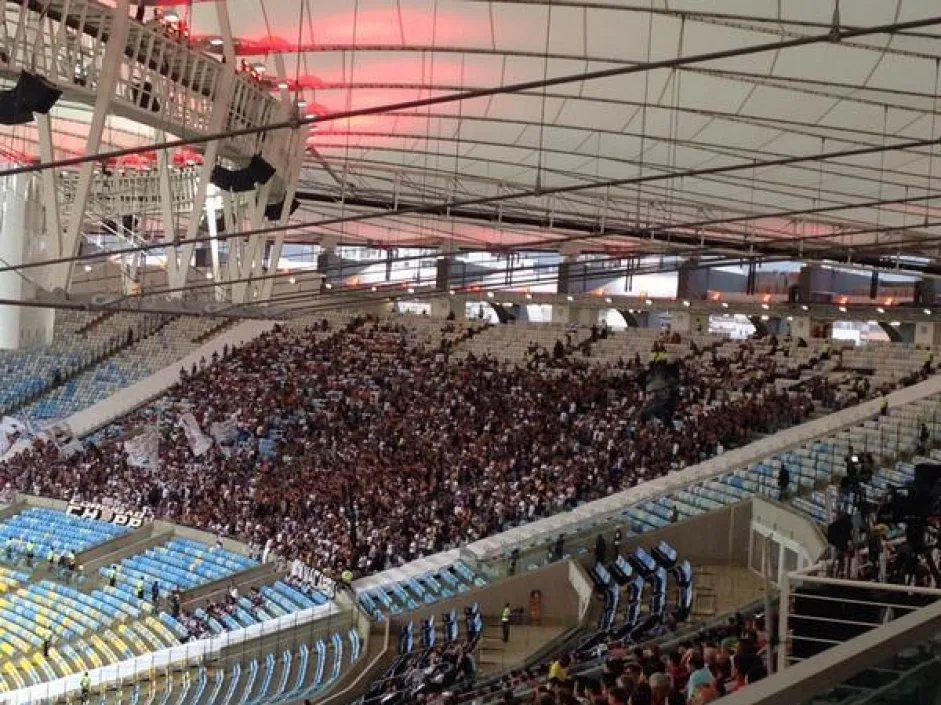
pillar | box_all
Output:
[317,237,339,290]
[551,304,598,326]
[914,322,941,346]
[791,317,832,340]
[430,296,466,320]
[0,172,54,349]
[671,311,708,335]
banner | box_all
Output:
[0,416,29,455]
[66,501,147,528]
[210,418,238,446]
[124,430,160,470]
[179,413,212,457]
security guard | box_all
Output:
[80,671,91,703]
[25,540,34,566]
[135,578,145,600]
[880,396,889,417]
[47,547,55,568]
[4,536,12,561]
[108,564,118,588]
[340,569,354,592]
[501,602,512,643]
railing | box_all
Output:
[0,0,285,165]
[720,581,941,705]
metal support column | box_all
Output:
[52,0,131,291]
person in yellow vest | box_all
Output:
[47,547,55,569]
[135,578,145,600]
[340,569,353,593]
[880,396,889,417]
[108,565,118,588]
[925,349,935,375]
[501,602,512,643]
[25,540,33,567]
[80,671,91,703]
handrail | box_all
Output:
[0,601,347,705]
[720,588,941,705]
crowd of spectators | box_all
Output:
[0,316,872,579]
[439,613,769,705]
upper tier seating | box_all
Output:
[22,316,226,422]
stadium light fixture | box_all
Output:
[605,297,613,304]
[163,10,180,22]
[205,271,213,280]
[525,293,533,300]
[721,302,729,308]
[876,307,885,314]
[487,291,495,298]
[867,320,878,325]
[800,304,809,311]
[786,316,794,321]
[277,81,289,90]
[566,295,574,302]
[760,314,770,321]
[890,321,901,326]
[83,264,92,272]
[682,300,691,307]
[325,282,333,290]
[925,308,933,315]
[449,289,455,296]
[407,287,415,294]
[208,37,225,47]
[645,299,653,306]
[761,303,770,310]
[288,277,296,285]
[838,306,847,313]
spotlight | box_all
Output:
[721,302,729,309]
[925,309,933,315]
[645,299,653,306]
[251,63,267,74]
[208,37,225,47]
[325,282,333,290]
[288,277,296,285]
[525,293,533,300]
[449,289,455,296]
[786,316,794,321]
[760,314,770,321]
[761,303,769,310]
[890,321,901,326]
[277,81,289,90]
[800,304,809,311]
[838,306,847,313]
[83,264,92,272]
[371,286,377,292]
[407,287,415,294]
[682,300,691,307]
[605,297,612,304]
[487,291,495,298]
[867,320,878,325]
[876,307,885,314]
[566,295,574,302]
[163,10,180,22]
[297,100,307,109]
[205,271,213,280]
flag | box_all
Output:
[179,413,212,457]
[124,430,160,470]
[210,418,238,446]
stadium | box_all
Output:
[0,1,940,705]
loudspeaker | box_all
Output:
[263,197,299,221]
[0,70,62,125]
[210,154,276,192]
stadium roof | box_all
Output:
[8,0,941,265]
